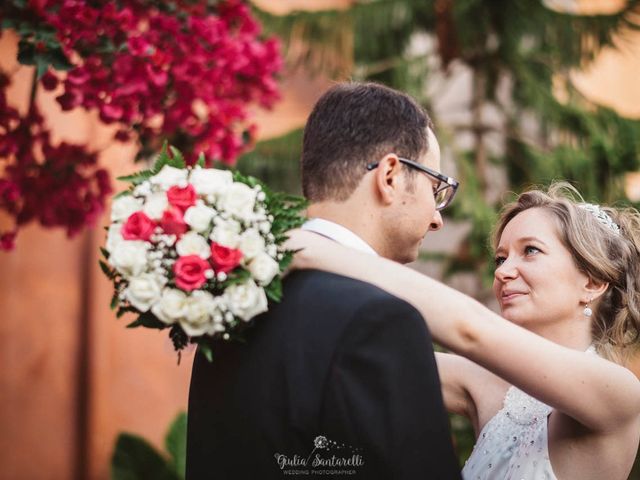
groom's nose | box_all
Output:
[429,210,443,231]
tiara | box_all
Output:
[579,203,620,234]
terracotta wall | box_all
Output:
[0,20,331,478]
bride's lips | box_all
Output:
[501,290,528,303]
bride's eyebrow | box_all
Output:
[495,236,548,255]
[517,236,547,247]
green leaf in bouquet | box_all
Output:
[116,170,154,185]
[100,247,110,259]
[169,324,189,354]
[278,250,295,271]
[118,306,139,319]
[110,292,120,310]
[99,260,117,280]
[265,276,283,303]
[110,433,178,480]
[113,190,133,200]
[221,268,251,288]
[125,312,166,329]
[197,341,214,363]
[151,141,172,172]
[196,152,206,167]
[117,142,188,188]
[164,412,187,479]
[168,146,185,167]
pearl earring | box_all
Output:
[583,300,593,317]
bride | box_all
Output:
[286,183,640,480]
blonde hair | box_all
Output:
[493,182,640,365]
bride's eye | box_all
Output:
[524,245,541,256]
[494,256,506,267]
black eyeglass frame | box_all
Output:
[366,157,459,210]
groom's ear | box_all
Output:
[374,154,403,205]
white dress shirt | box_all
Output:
[301,218,378,256]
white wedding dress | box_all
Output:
[462,347,598,479]
[461,385,557,479]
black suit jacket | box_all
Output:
[186,270,460,479]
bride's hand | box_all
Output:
[283,229,332,272]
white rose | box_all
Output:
[175,231,211,259]
[217,182,257,221]
[133,181,152,197]
[209,219,241,248]
[184,203,216,233]
[143,192,169,219]
[151,288,188,325]
[124,272,165,312]
[259,221,271,234]
[189,167,233,196]
[111,195,143,222]
[248,252,280,285]
[105,223,124,253]
[149,165,188,190]
[238,228,265,261]
[225,279,268,321]
[108,240,150,277]
[179,291,218,336]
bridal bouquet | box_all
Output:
[100,145,306,361]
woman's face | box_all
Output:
[492,208,589,327]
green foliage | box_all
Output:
[195,340,214,362]
[257,0,640,288]
[450,414,475,465]
[126,313,166,329]
[111,412,187,480]
[164,413,188,477]
[236,128,304,194]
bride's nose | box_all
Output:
[495,257,518,282]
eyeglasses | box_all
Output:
[366,157,459,211]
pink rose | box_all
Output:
[167,184,197,212]
[122,211,156,241]
[159,207,188,236]
[210,242,243,274]
[173,255,209,291]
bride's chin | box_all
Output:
[500,308,528,325]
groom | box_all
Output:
[186,82,461,479]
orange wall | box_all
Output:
[0,24,329,479]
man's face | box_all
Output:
[386,127,444,263]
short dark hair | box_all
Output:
[301,82,434,202]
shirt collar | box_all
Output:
[301,218,378,256]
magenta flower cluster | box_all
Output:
[0,0,282,250]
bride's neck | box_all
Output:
[525,317,593,351]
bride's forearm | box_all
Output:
[291,233,640,432]
[293,235,487,354]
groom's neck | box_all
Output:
[307,201,384,255]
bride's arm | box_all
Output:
[287,230,640,433]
